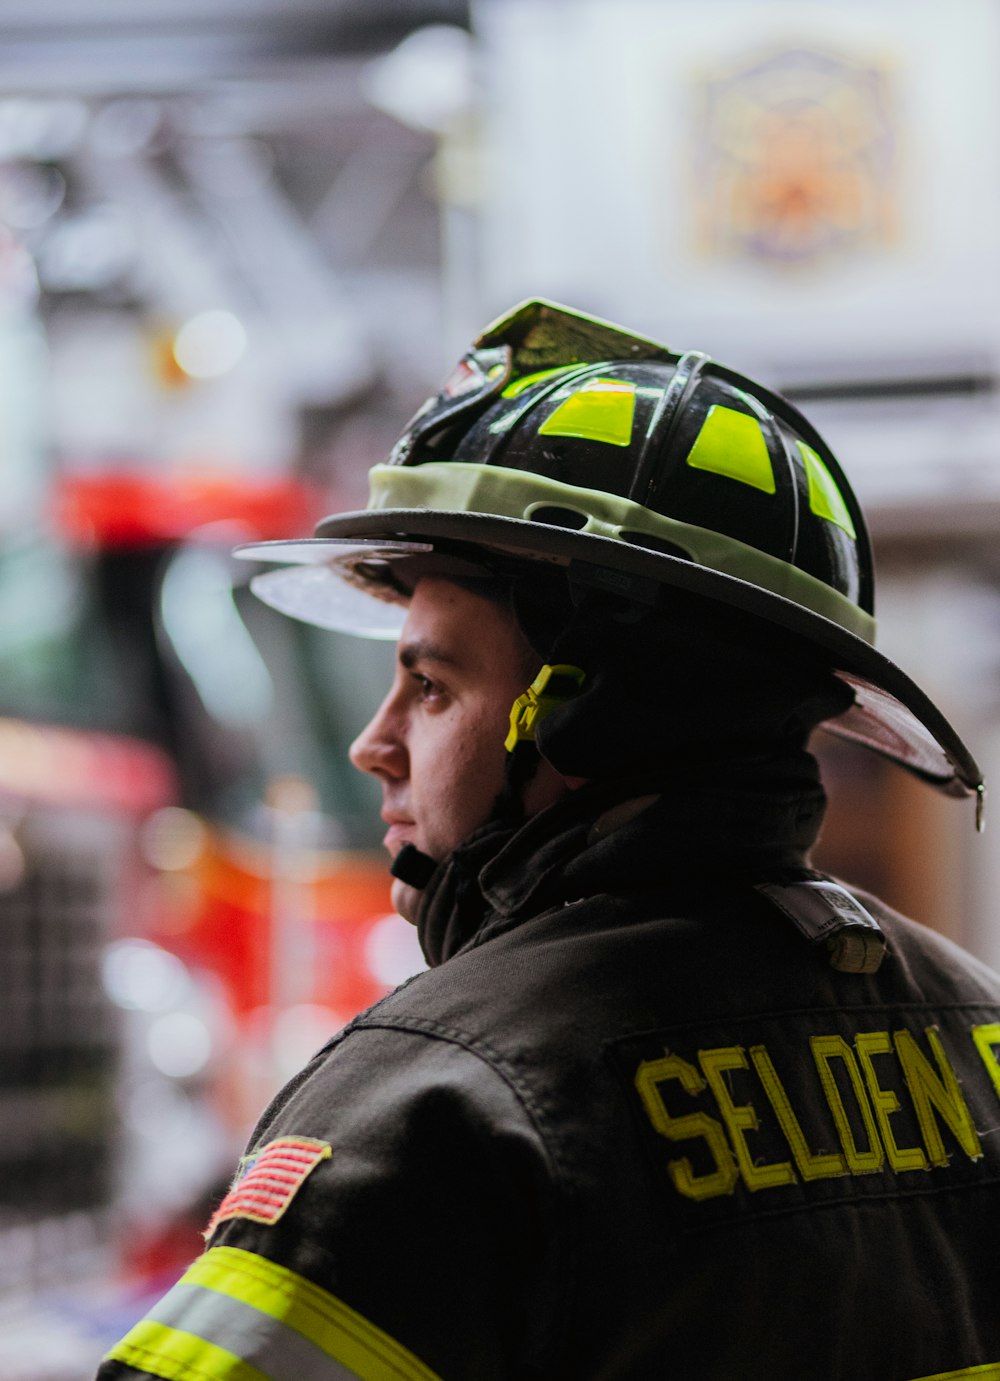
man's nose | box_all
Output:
[349,698,406,780]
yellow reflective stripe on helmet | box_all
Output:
[908,1365,1000,1381]
[106,1319,271,1381]
[685,404,776,494]
[798,441,857,538]
[105,1246,442,1381]
[365,462,876,645]
[501,365,579,398]
[538,379,636,446]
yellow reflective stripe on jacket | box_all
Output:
[137,1280,357,1381]
[106,1319,271,1381]
[104,1245,442,1381]
[909,1365,1000,1381]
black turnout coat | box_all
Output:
[99,768,1000,1381]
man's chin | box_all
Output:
[390,874,421,925]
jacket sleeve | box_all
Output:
[96,1022,565,1381]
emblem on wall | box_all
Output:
[691,45,898,267]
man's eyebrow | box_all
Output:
[398,639,459,670]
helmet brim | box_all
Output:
[235,510,983,801]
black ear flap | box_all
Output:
[532,595,857,781]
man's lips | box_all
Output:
[382,818,415,852]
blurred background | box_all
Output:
[1,0,999,1374]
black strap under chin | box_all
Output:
[390,842,438,890]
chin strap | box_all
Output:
[492,661,587,831]
[390,842,438,890]
[505,663,586,750]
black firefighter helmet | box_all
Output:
[237,298,983,813]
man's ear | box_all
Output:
[520,757,587,816]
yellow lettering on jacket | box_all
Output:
[750,1043,847,1182]
[856,1031,928,1172]
[698,1046,796,1191]
[636,1025,995,1204]
[635,1054,739,1201]
[971,1023,1000,1103]
[894,1028,982,1166]
[810,1035,884,1173]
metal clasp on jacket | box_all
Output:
[755,877,887,975]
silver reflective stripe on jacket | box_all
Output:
[103,1245,442,1381]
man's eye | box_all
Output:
[411,672,439,699]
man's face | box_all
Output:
[349,577,566,920]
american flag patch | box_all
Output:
[205,1136,331,1238]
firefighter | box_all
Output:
[99,301,1000,1381]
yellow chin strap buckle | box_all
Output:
[505,663,586,751]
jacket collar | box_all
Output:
[416,748,828,967]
